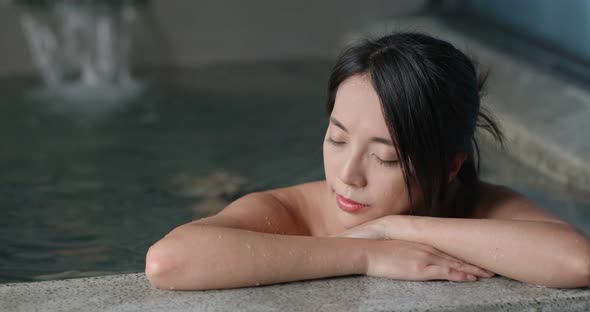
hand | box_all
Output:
[364,239,495,282]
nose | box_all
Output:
[338,153,367,188]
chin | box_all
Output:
[334,208,368,229]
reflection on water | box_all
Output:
[0,60,589,284]
[171,170,247,219]
[172,170,247,198]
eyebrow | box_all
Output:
[329,116,396,147]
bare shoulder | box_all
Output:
[265,180,328,235]
[471,180,570,225]
[184,180,327,236]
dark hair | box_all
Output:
[326,32,504,218]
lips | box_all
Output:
[336,194,368,213]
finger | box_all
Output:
[329,230,356,237]
[447,269,478,282]
[426,249,494,278]
[445,260,495,278]
[339,232,372,239]
[336,228,383,239]
[423,265,478,282]
[332,231,362,238]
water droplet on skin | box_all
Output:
[218,234,222,239]
[492,247,500,261]
[255,282,260,286]
[169,286,175,290]
[246,244,251,249]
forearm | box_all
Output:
[405,217,590,288]
[146,225,367,290]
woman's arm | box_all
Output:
[404,216,590,288]
[391,183,589,288]
[145,225,367,290]
[146,189,361,290]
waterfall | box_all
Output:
[15,0,145,105]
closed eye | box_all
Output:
[372,154,398,167]
[326,137,344,146]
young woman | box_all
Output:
[145,32,590,290]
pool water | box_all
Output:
[1,60,589,283]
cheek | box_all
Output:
[322,142,330,176]
[372,171,411,213]
[323,142,337,181]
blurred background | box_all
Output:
[1,0,589,283]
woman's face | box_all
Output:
[323,73,422,229]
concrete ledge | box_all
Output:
[1,273,589,311]
[349,17,590,192]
